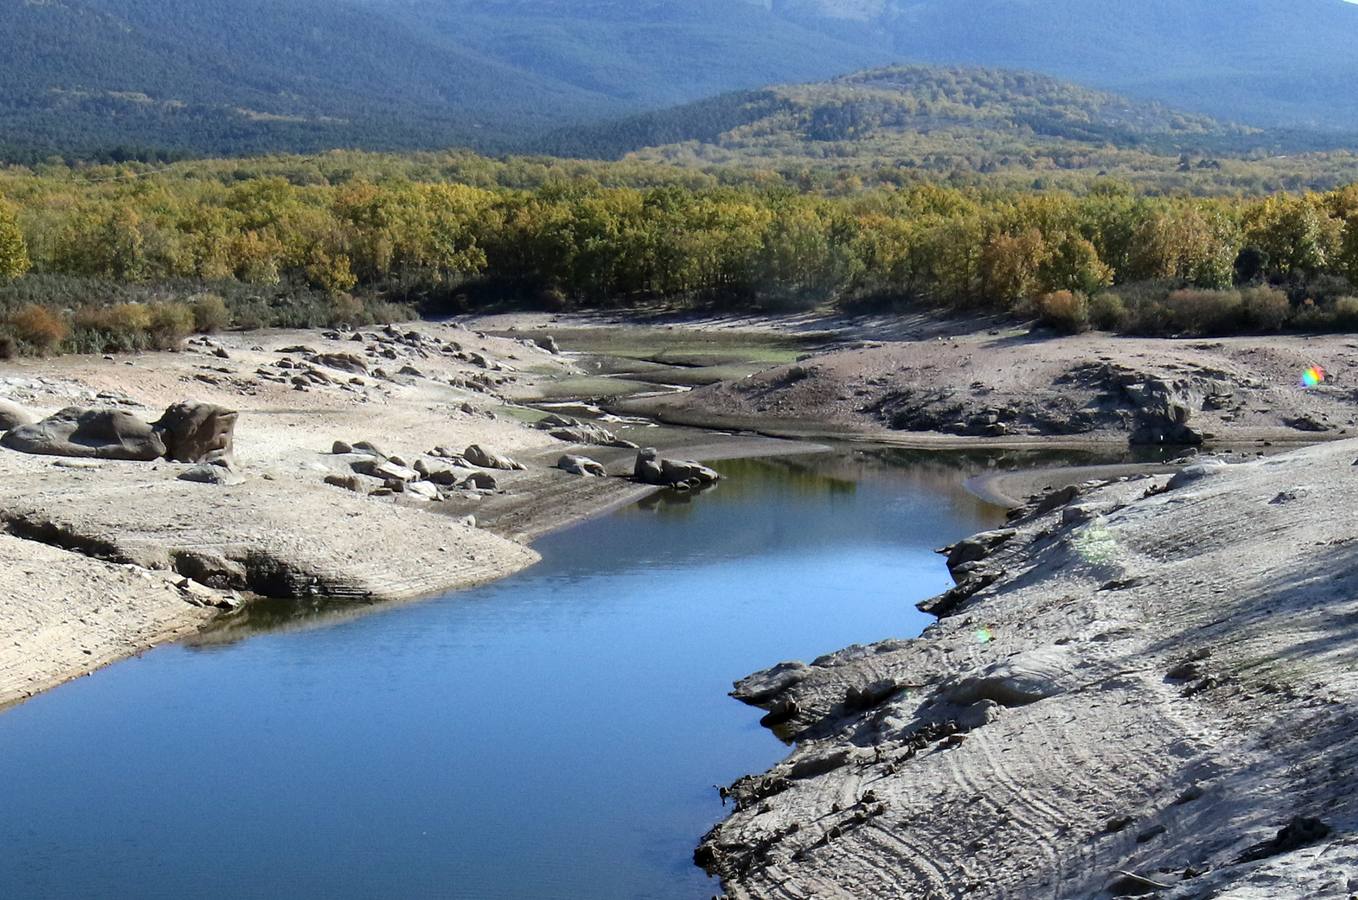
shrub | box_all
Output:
[190,293,231,333]
[1033,290,1089,334]
[328,293,364,327]
[1333,296,1358,329]
[0,334,16,360]
[1165,289,1244,335]
[1238,286,1290,331]
[146,302,194,349]
[7,303,67,353]
[1088,292,1126,331]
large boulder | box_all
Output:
[535,413,638,449]
[1,407,166,461]
[351,457,420,485]
[310,352,369,375]
[556,454,607,477]
[154,401,238,467]
[634,447,664,484]
[1124,378,1203,446]
[0,399,37,432]
[464,444,524,471]
[660,458,721,488]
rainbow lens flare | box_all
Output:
[1301,366,1326,388]
[975,628,994,644]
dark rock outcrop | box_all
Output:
[154,401,238,467]
[1,407,166,461]
[633,448,721,489]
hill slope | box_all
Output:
[6,0,1358,159]
[0,0,889,159]
[543,65,1358,192]
[782,0,1358,130]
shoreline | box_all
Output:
[0,319,828,711]
[699,437,1358,899]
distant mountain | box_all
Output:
[4,0,1358,161]
[774,0,1358,131]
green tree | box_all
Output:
[0,201,30,280]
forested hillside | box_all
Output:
[7,0,1358,160]
[0,0,887,161]
[544,67,1358,195]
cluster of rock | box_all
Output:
[252,326,524,400]
[0,400,239,481]
[533,413,638,449]
[869,361,1243,445]
[633,448,721,490]
[326,440,521,501]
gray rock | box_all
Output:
[1,407,167,461]
[535,413,638,449]
[324,474,365,492]
[423,466,465,486]
[534,335,561,354]
[154,401,238,467]
[634,447,664,484]
[351,458,420,485]
[332,440,354,455]
[461,471,499,491]
[944,529,1016,572]
[0,399,38,432]
[311,352,369,375]
[1168,459,1229,491]
[351,440,387,458]
[659,457,721,488]
[464,444,524,470]
[403,481,441,501]
[556,454,607,477]
[178,464,245,486]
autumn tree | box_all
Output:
[0,200,29,280]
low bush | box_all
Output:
[1088,291,1126,331]
[1164,289,1244,335]
[1238,286,1290,331]
[6,303,67,353]
[190,293,231,333]
[1033,290,1089,334]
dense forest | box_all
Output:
[2,149,1358,356]
[0,0,886,160]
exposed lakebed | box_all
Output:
[0,449,1019,898]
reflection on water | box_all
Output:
[0,450,1013,900]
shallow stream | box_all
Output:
[0,450,1011,898]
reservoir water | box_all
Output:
[0,450,1006,899]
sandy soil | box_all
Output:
[699,441,1358,899]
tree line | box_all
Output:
[1,154,1358,354]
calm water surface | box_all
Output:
[0,451,1006,899]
